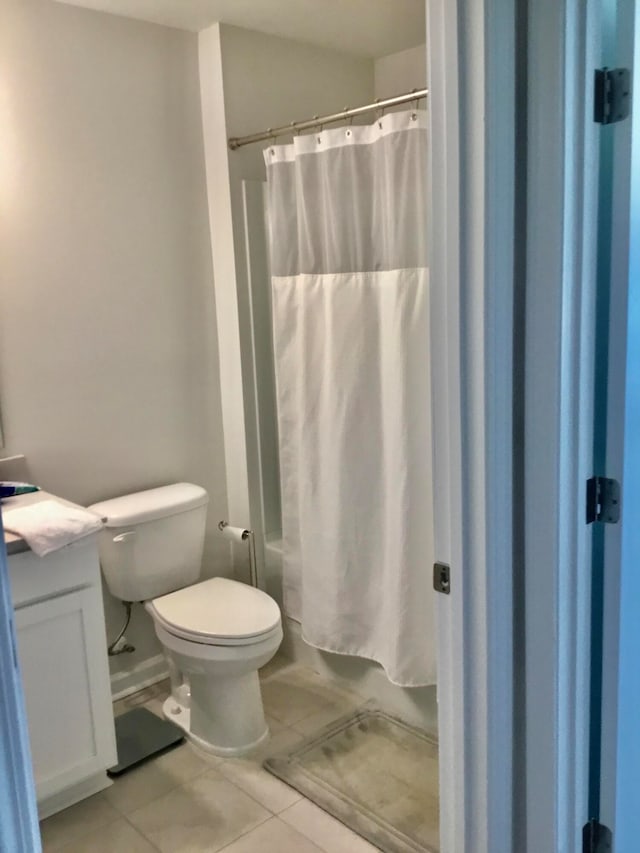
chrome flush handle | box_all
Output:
[112,531,136,544]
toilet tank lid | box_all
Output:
[89,483,208,527]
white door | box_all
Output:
[533,0,640,848]
[0,525,41,851]
[595,0,640,848]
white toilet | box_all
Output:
[90,483,283,757]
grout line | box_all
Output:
[121,813,163,852]
[212,765,284,816]
[209,812,273,853]
[258,662,299,684]
[41,813,128,853]
[214,814,327,853]
[107,766,213,822]
[112,670,371,848]
[267,695,361,730]
[216,759,304,815]
[118,770,272,853]
[105,711,219,820]
[211,730,306,815]
[279,801,382,853]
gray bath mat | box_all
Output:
[264,707,439,853]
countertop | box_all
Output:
[1,490,95,556]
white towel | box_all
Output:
[2,499,103,557]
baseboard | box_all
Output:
[110,654,169,702]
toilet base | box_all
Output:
[152,618,283,758]
[161,695,270,757]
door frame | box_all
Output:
[427,2,516,850]
[523,2,603,850]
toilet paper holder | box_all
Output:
[218,521,258,589]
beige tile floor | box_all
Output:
[40,655,381,853]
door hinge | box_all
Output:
[594,67,631,124]
[583,819,612,853]
[586,476,621,524]
[433,562,450,595]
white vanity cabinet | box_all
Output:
[8,538,117,819]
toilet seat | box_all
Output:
[146,576,281,648]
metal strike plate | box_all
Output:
[433,562,450,595]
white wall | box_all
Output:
[374,44,427,99]
[0,0,229,681]
[220,24,376,175]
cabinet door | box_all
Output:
[14,588,115,802]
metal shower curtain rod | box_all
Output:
[227,87,428,150]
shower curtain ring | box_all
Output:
[342,108,354,138]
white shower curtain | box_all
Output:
[264,109,435,687]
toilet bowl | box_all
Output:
[146,576,283,755]
[89,484,283,757]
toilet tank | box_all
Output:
[89,483,208,603]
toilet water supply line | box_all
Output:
[218,521,258,588]
[108,601,135,656]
